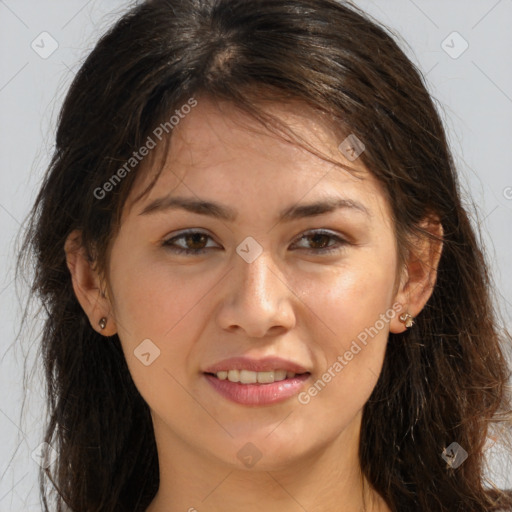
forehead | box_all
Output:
[123,97,391,225]
[160,97,355,174]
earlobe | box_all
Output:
[64,229,117,336]
[389,216,444,334]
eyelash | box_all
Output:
[161,229,349,256]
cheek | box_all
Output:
[107,244,218,390]
[308,250,397,347]
[296,252,396,409]
[108,260,212,410]
[109,252,212,341]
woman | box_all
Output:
[18,0,512,510]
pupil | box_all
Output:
[188,233,206,249]
[311,234,328,248]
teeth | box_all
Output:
[257,371,275,384]
[274,370,287,381]
[216,369,297,383]
[227,370,239,382]
[240,370,257,384]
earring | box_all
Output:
[399,312,415,328]
[99,317,107,330]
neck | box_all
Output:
[145,412,390,512]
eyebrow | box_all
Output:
[138,195,370,222]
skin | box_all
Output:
[65,97,443,512]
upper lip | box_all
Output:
[203,356,310,374]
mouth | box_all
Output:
[203,368,311,406]
[202,356,312,405]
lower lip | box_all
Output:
[204,373,310,406]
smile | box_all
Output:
[204,371,311,405]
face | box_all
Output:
[95,97,407,470]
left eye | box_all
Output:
[162,229,348,255]
[293,230,348,254]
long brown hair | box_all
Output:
[17,0,512,510]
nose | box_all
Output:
[216,250,296,338]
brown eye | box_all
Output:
[292,230,348,254]
[162,230,219,255]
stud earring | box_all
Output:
[399,312,415,328]
[99,317,107,330]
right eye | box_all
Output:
[162,229,220,255]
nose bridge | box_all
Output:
[237,248,280,307]
[217,247,295,336]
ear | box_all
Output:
[64,229,117,336]
[389,215,444,334]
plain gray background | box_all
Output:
[1,1,511,510]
